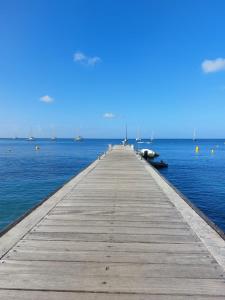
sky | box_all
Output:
[1,0,225,138]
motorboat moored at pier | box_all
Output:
[140,148,159,159]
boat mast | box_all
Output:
[125,124,127,141]
[193,129,196,141]
[151,131,154,142]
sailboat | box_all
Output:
[136,128,142,142]
[146,131,154,144]
[122,124,128,146]
[193,129,197,142]
[51,127,57,141]
[74,127,84,142]
[27,128,35,141]
[150,131,154,143]
[74,135,84,142]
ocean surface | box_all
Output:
[0,138,225,234]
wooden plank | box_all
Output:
[52,207,176,213]
[15,240,207,254]
[0,260,223,279]
[45,214,183,222]
[33,225,192,235]
[0,274,224,295]
[24,232,199,243]
[57,202,173,208]
[5,250,215,265]
[0,290,224,300]
[40,219,189,229]
[49,210,181,218]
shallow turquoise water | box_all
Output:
[0,138,225,233]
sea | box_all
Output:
[0,138,225,234]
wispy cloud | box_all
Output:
[103,112,116,119]
[202,58,225,73]
[74,51,86,62]
[40,95,54,103]
[73,51,101,66]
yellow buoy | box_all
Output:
[195,146,199,153]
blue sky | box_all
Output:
[1,0,225,138]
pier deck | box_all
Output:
[0,145,225,299]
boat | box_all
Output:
[122,138,128,145]
[74,135,84,142]
[150,131,154,142]
[150,160,168,169]
[122,124,129,146]
[27,128,35,141]
[146,131,154,144]
[136,128,142,142]
[140,148,159,159]
[51,127,57,141]
[193,129,197,142]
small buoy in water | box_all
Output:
[195,146,199,153]
[35,145,40,151]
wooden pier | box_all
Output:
[0,145,225,299]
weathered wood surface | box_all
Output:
[0,145,225,299]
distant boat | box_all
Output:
[51,126,57,141]
[27,128,35,141]
[193,129,197,142]
[146,131,154,144]
[150,131,154,143]
[136,128,142,142]
[74,135,84,142]
[122,124,128,146]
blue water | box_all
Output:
[0,139,225,233]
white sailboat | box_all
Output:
[150,131,154,142]
[74,127,84,142]
[136,128,142,142]
[27,128,35,141]
[147,131,154,144]
[51,127,57,141]
[74,135,84,142]
[122,124,128,145]
[193,129,197,142]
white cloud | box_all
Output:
[40,95,54,103]
[74,51,86,62]
[87,56,101,66]
[103,112,116,119]
[202,58,225,73]
[73,51,101,66]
